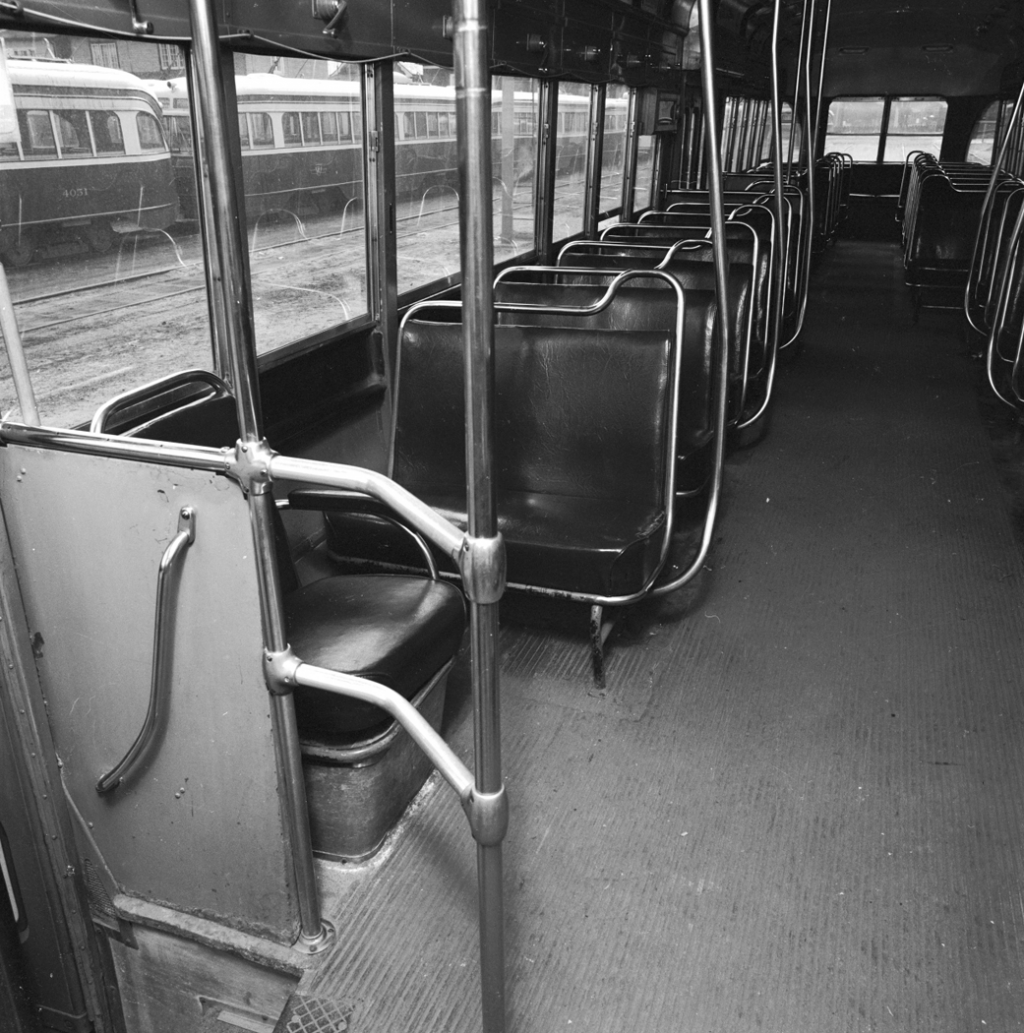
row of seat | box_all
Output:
[961,160,1024,412]
[900,153,994,314]
[313,180,816,693]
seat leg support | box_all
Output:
[589,604,617,687]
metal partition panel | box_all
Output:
[0,446,298,943]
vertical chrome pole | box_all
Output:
[620,88,641,222]
[453,1,506,1030]
[802,0,819,251]
[583,83,607,238]
[363,63,399,449]
[534,81,558,261]
[768,0,787,361]
[787,0,812,184]
[188,0,327,950]
[697,0,731,471]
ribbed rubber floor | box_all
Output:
[310,242,1024,1031]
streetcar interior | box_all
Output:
[2,0,1024,1031]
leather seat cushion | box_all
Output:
[325,490,667,598]
[286,574,466,738]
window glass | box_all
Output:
[968,101,1000,165]
[492,77,537,264]
[301,111,321,145]
[0,35,212,428]
[234,59,366,353]
[634,131,655,211]
[552,83,590,240]
[90,111,125,154]
[396,70,536,296]
[824,97,885,161]
[55,110,91,155]
[598,84,628,221]
[883,97,946,162]
[321,111,339,143]
[282,112,301,146]
[250,112,273,147]
[237,112,250,148]
[137,112,166,151]
[166,115,192,153]
[19,110,56,155]
[0,140,19,162]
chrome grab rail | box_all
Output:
[90,369,231,435]
[96,507,196,794]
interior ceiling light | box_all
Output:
[922,45,953,52]
[838,47,868,54]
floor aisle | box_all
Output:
[312,241,1024,1032]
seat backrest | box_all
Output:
[394,320,674,510]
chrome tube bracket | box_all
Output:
[458,533,506,604]
[263,646,301,697]
[228,439,275,496]
[463,785,509,847]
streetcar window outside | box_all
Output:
[165,116,192,153]
[598,83,629,223]
[0,141,18,162]
[282,112,301,146]
[250,112,273,147]
[438,112,451,137]
[233,57,367,355]
[338,112,353,140]
[19,110,56,155]
[0,35,214,430]
[883,97,946,162]
[54,111,91,156]
[301,112,321,146]
[414,111,428,138]
[427,111,439,137]
[321,111,339,143]
[237,113,251,148]
[968,100,1000,164]
[352,111,362,140]
[137,112,166,151]
[89,111,125,154]
[403,111,416,138]
[634,128,655,211]
[824,97,885,160]
[552,83,590,239]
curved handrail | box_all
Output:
[96,506,196,794]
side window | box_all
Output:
[824,97,886,161]
[55,110,91,155]
[301,111,320,145]
[968,100,1002,165]
[282,112,301,145]
[137,112,166,151]
[237,112,250,148]
[19,110,56,155]
[90,111,125,154]
[320,111,339,143]
[250,112,273,147]
[883,97,946,162]
[403,111,415,138]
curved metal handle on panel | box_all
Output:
[96,507,196,794]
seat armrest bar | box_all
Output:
[269,455,465,564]
[291,663,474,802]
[288,488,440,579]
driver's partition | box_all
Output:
[0,393,471,1031]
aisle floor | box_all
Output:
[311,241,1024,1032]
